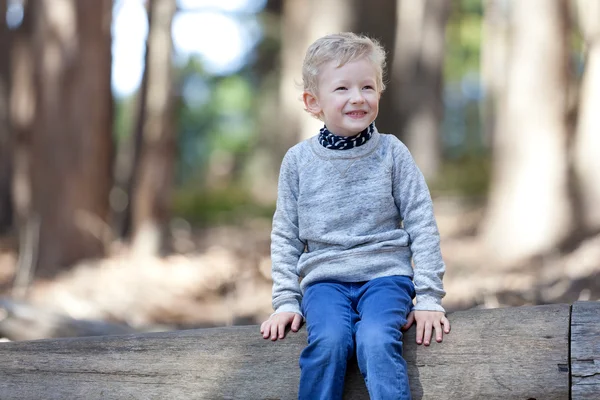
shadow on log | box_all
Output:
[0,302,598,399]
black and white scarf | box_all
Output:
[318,123,374,150]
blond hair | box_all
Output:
[302,32,387,95]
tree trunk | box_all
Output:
[25,0,113,280]
[0,0,13,234]
[10,0,39,297]
[388,0,450,180]
[130,0,177,257]
[480,0,510,147]
[573,0,600,233]
[481,0,572,268]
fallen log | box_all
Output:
[0,302,598,399]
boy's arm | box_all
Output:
[392,142,446,313]
[270,150,305,317]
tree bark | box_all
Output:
[25,0,113,279]
[0,302,582,400]
[481,0,572,268]
[0,0,13,234]
[571,301,600,399]
[388,0,450,180]
[573,0,600,233]
[129,0,177,257]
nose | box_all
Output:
[350,89,365,104]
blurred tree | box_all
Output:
[239,0,284,204]
[8,0,35,297]
[14,0,114,284]
[0,0,12,234]
[480,0,509,148]
[573,0,600,233]
[481,0,573,267]
[129,0,177,256]
[388,0,451,180]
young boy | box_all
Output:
[260,32,450,400]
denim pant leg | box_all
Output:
[354,275,415,400]
[299,282,357,400]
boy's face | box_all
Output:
[303,58,380,137]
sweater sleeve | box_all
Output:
[392,141,446,313]
[270,149,305,317]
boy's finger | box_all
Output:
[423,322,433,346]
[270,324,278,341]
[278,322,286,339]
[416,320,425,344]
[442,316,451,333]
[434,321,443,342]
[261,321,270,338]
[291,314,302,331]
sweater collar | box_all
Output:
[318,123,374,150]
[310,124,381,160]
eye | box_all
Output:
[335,86,347,91]
[363,85,375,90]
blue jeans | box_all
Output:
[298,275,415,400]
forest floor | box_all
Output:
[0,196,599,337]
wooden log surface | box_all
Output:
[0,303,581,400]
[571,301,600,399]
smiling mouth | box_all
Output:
[346,111,367,117]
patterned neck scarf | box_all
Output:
[318,123,375,150]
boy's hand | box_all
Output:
[402,310,450,346]
[260,312,303,341]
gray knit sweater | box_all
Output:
[271,127,446,316]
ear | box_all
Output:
[303,91,322,117]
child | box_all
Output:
[260,32,450,400]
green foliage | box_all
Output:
[172,186,275,226]
[445,0,483,82]
[175,56,257,186]
[211,74,256,153]
[430,154,491,197]
[113,95,137,145]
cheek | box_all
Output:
[367,99,379,111]
[327,98,345,111]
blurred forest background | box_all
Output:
[0,0,599,340]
